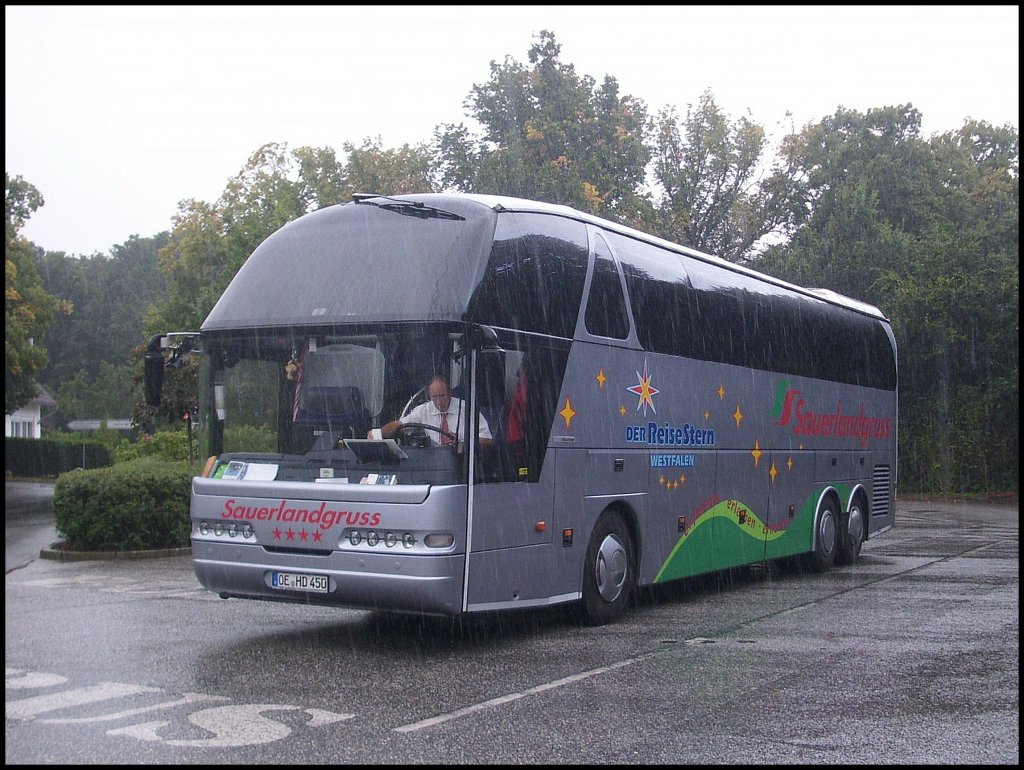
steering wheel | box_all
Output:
[401,386,428,418]
[393,422,457,448]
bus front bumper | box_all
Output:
[191,539,465,616]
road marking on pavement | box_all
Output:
[6,682,161,720]
[5,668,68,689]
[5,669,355,748]
[393,650,663,734]
[110,704,355,748]
[37,692,229,723]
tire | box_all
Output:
[580,512,635,625]
[806,496,838,573]
[836,496,866,565]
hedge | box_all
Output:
[6,436,112,477]
[52,459,194,551]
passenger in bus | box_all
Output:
[376,375,493,448]
[506,364,529,468]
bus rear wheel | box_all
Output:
[836,496,866,565]
[806,496,838,573]
[580,512,635,625]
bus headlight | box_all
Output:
[402,533,416,548]
[384,532,397,548]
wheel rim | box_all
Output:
[818,508,837,555]
[848,504,864,545]
[596,534,628,602]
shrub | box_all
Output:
[113,428,191,463]
[224,424,277,453]
[53,458,196,551]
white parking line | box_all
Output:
[393,650,662,734]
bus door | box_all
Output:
[469,346,555,551]
[464,344,570,610]
[466,346,557,610]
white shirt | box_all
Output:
[401,397,492,446]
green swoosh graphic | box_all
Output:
[653,485,853,584]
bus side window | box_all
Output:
[506,365,529,468]
[584,233,630,339]
[478,363,508,446]
[476,343,569,484]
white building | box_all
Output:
[5,385,57,438]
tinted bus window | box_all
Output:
[467,213,589,338]
[684,256,896,389]
[608,228,896,390]
[476,334,571,484]
[606,230,691,354]
[584,233,630,339]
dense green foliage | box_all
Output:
[435,31,652,225]
[5,435,112,477]
[112,427,193,463]
[6,31,1017,495]
[757,110,1019,492]
[52,459,194,551]
[35,233,170,387]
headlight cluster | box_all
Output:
[197,521,254,539]
[347,529,416,548]
[344,531,455,549]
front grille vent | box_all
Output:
[263,545,332,557]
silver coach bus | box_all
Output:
[145,193,897,625]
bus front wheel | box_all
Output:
[580,512,635,625]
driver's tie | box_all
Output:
[440,413,452,446]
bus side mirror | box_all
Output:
[473,325,504,351]
[144,335,165,407]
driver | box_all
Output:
[377,375,493,447]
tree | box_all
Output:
[53,361,140,422]
[341,136,437,196]
[651,90,795,261]
[755,108,1018,493]
[5,173,69,413]
[434,30,653,225]
[880,121,1019,492]
[35,233,170,390]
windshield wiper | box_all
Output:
[352,193,464,221]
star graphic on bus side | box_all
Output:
[626,358,658,416]
[560,397,576,429]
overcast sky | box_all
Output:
[5,4,1019,256]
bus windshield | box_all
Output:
[201,322,480,485]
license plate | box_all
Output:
[270,571,329,593]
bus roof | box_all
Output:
[202,192,887,333]
[454,193,888,321]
